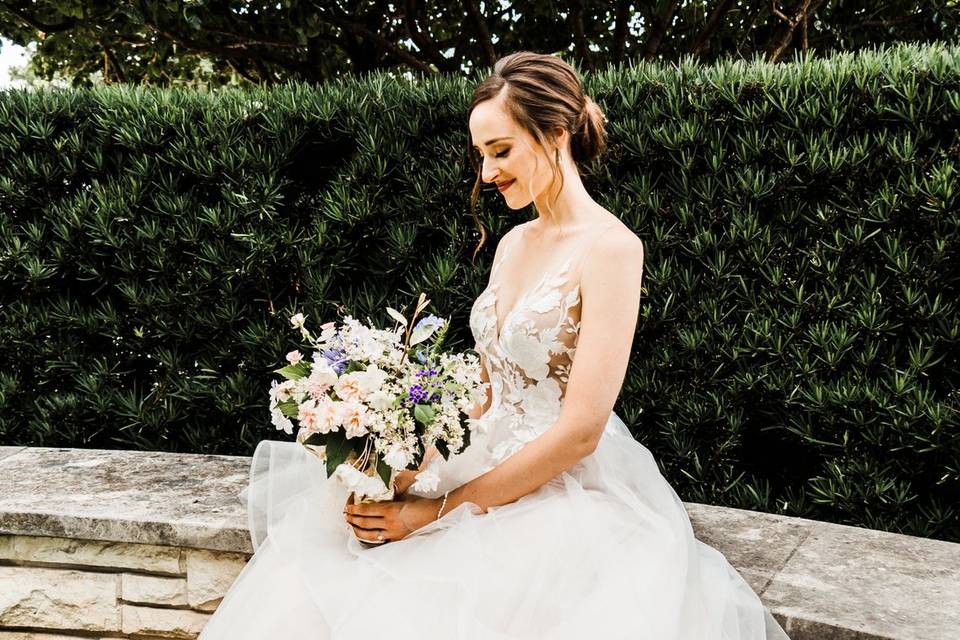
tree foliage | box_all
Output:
[0,1,958,87]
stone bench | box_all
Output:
[0,445,956,639]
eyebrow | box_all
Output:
[472,136,514,149]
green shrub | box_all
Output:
[1,43,957,541]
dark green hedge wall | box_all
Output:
[1,43,957,541]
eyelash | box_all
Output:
[476,150,510,159]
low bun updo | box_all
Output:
[575,95,608,166]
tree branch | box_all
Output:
[462,0,496,67]
[611,0,632,63]
[140,16,318,80]
[689,0,735,57]
[98,36,126,83]
[767,0,826,62]
[321,7,437,73]
[569,0,591,69]
[0,3,77,34]
[402,0,449,69]
[641,0,680,61]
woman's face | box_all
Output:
[469,93,559,210]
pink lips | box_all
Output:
[497,179,515,193]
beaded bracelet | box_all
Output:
[436,491,450,519]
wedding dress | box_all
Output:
[199,222,791,640]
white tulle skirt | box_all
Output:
[199,412,790,639]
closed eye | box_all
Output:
[474,149,510,160]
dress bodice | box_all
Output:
[468,222,618,467]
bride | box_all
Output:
[199,51,791,639]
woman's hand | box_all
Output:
[391,469,420,497]
[343,494,440,544]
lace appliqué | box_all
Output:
[469,253,585,469]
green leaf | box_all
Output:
[273,362,311,380]
[413,403,435,426]
[302,432,326,447]
[376,454,393,488]
[385,306,407,327]
[277,399,299,419]
[409,323,438,346]
[323,430,353,477]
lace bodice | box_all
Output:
[468,222,618,468]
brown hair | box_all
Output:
[466,51,607,262]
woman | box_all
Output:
[200,51,791,639]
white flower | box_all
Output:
[297,399,324,433]
[271,408,294,435]
[286,350,303,364]
[366,389,395,412]
[290,313,306,329]
[316,399,345,434]
[333,464,391,500]
[384,445,412,471]
[341,401,370,439]
[307,361,338,399]
[269,379,296,405]
[410,458,441,493]
[355,365,389,394]
[334,373,365,402]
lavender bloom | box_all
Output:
[407,384,429,404]
[320,348,348,374]
[413,314,444,332]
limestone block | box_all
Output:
[121,573,189,606]
[0,633,93,639]
[0,534,181,574]
[120,604,211,638]
[183,548,249,611]
[0,566,120,632]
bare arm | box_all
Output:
[441,232,645,514]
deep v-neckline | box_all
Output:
[483,220,619,344]
[490,257,573,344]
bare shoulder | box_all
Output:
[492,222,526,261]
[590,218,645,270]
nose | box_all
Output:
[480,156,500,184]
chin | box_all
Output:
[505,198,531,210]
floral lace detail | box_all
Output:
[468,224,615,470]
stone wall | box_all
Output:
[0,534,249,639]
[1,445,958,640]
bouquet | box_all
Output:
[268,294,489,506]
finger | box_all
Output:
[346,514,386,529]
[354,525,388,543]
[345,503,384,517]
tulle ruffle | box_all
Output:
[200,413,790,639]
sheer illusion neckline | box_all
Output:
[488,255,574,344]
[487,220,618,343]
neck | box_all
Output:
[530,158,599,234]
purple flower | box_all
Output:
[320,348,348,374]
[407,384,429,404]
[413,314,444,332]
